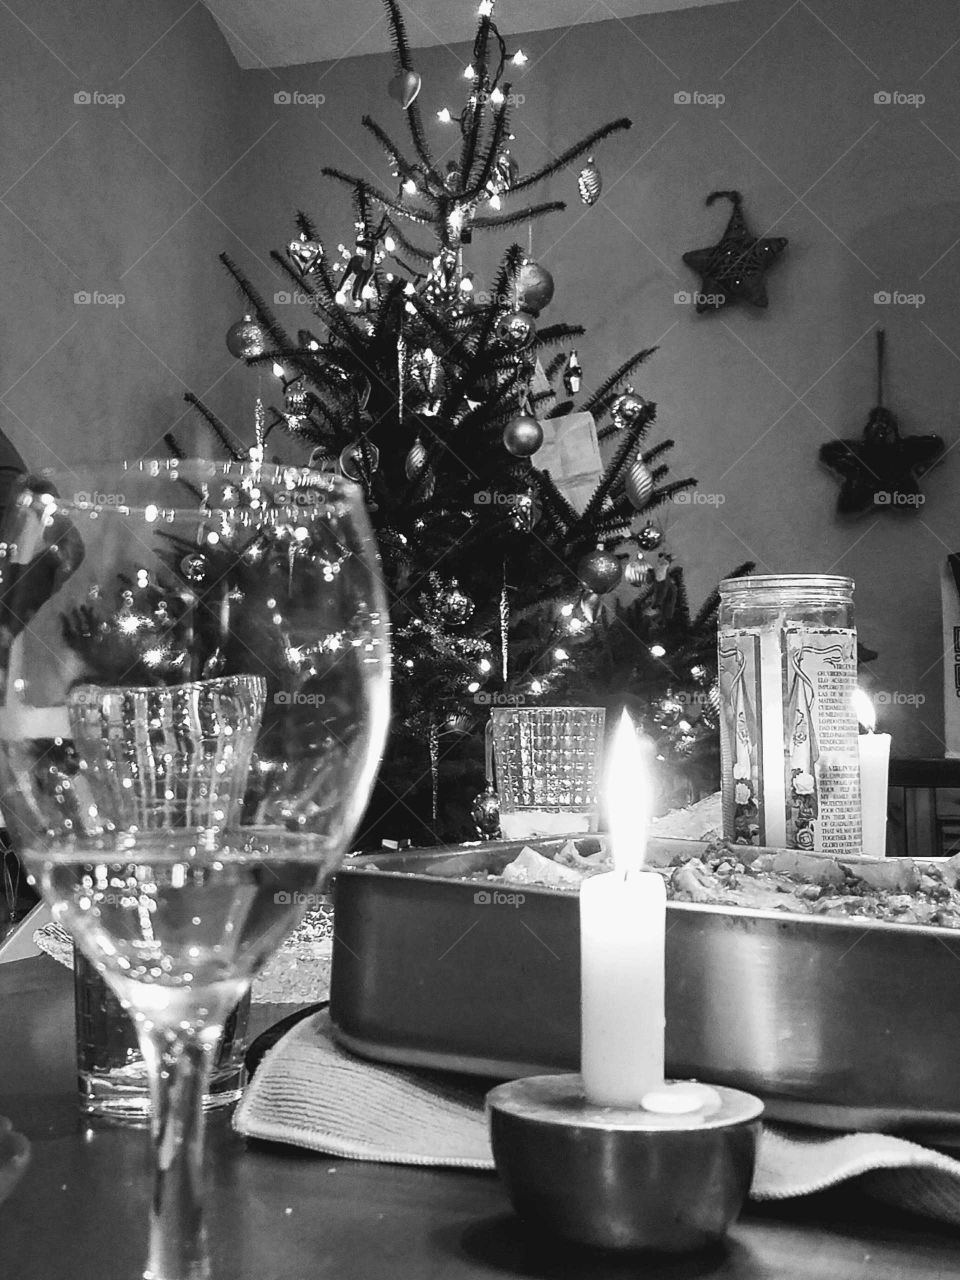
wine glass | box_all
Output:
[0,460,390,1278]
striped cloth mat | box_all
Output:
[235,1010,960,1228]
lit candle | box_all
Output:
[580,711,665,1106]
[853,689,891,858]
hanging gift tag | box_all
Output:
[535,411,602,514]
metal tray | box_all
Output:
[329,836,960,1143]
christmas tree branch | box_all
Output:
[467,100,512,200]
[382,215,435,263]
[362,116,433,193]
[294,210,320,241]
[545,352,568,381]
[692,562,754,631]
[574,413,651,531]
[582,347,658,416]
[321,170,436,226]
[534,323,586,349]
[268,251,358,351]
[474,244,526,350]
[220,252,295,356]
[472,200,566,230]
[163,431,185,460]
[641,439,675,466]
[182,393,245,459]
[380,0,439,179]
[459,16,493,180]
[534,469,580,534]
[509,118,632,194]
[644,478,697,508]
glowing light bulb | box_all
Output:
[361,282,376,300]
[650,644,666,658]
[464,64,474,79]
[460,275,474,293]
[467,681,480,693]
[404,282,416,296]
[555,648,569,662]
[403,178,418,195]
[488,193,502,210]
[272,362,285,379]
[479,658,492,673]
[437,108,452,123]
[308,340,320,351]
[490,87,504,105]
[531,679,543,694]
[384,236,396,252]
[560,603,574,617]
[512,50,527,66]
[478,0,494,15]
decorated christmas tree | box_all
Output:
[181,0,750,844]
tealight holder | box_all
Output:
[487,1075,763,1253]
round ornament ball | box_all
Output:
[636,523,663,551]
[611,390,648,428]
[495,309,536,350]
[439,584,475,626]
[180,552,209,583]
[625,457,654,510]
[471,787,501,839]
[225,314,266,359]
[577,549,622,594]
[339,441,381,482]
[503,414,543,457]
[516,261,555,317]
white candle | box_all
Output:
[853,690,891,858]
[580,711,665,1107]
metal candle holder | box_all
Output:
[487,1075,763,1253]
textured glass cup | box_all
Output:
[0,460,390,1279]
[74,949,250,1123]
[491,706,606,813]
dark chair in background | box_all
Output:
[887,759,960,858]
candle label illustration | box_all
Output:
[718,633,765,845]
[719,627,861,851]
[783,629,860,854]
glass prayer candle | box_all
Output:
[717,575,861,853]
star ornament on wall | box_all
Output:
[682,190,787,313]
[819,407,945,517]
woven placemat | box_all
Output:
[235,1011,960,1228]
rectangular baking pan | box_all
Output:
[329,835,960,1142]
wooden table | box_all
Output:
[1,955,958,1280]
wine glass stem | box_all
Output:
[138,1026,219,1280]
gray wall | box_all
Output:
[5,0,958,754]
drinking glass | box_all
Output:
[0,460,390,1279]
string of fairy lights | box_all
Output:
[219,0,717,775]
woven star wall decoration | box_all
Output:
[682,190,788,313]
[819,330,945,517]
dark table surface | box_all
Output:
[2,954,959,1280]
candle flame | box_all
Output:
[852,688,876,732]
[606,710,655,874]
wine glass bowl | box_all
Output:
[0,459,390,1277]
